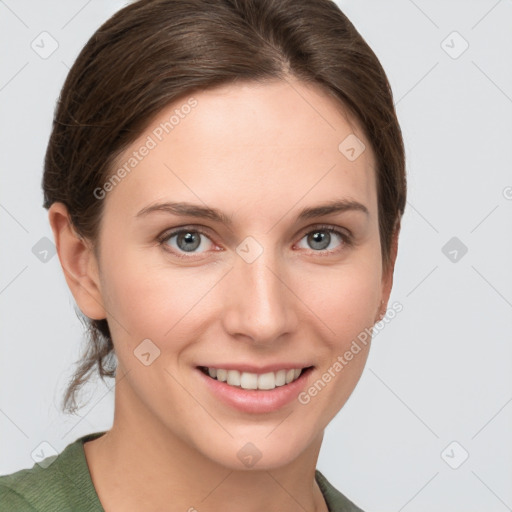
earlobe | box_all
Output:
[48,202,106,321]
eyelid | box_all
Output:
[296,223,353,241]
[157,224,216,244]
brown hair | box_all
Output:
[43,0,406,413]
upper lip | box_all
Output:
[197,363,314,373]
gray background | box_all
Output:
[1,1,511,510]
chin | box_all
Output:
[191,424,319,471]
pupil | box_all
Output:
[178,232,200,252]
[309,231,330,250]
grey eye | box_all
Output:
[176,232,201,252]
[165,230,213,254]
[307,231,332,250]
[296,229,344,252]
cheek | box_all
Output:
[290,260,382,422]
[302,258,382,340]
[99,247,222,354]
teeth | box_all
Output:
[203,367,306,390]
[258,372,276,390]
[241,372,258,390]
[227,370,241,386]
[275,369,286,386]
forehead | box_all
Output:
[104,79,377,222]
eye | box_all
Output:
[159,228,215,256]
[157,224,351,259]
[296,226,350,253]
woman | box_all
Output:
[0,0,406,510]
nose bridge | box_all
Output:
[223,241,296,343]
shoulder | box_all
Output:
[0,474,39,511]
[0,455,68,512]
[315,469,365,512]
[0,484,37,511]
[0,432,106,512]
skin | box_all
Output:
[49,78,399,512]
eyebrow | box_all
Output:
[135,199,369,224]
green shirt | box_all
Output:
[0,432,364,511]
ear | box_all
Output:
[376,220,400,322]
[48,202,106,320]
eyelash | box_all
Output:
[157,224,353,259]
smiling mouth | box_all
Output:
[197,366,314,391]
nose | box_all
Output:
[221,245,299,346]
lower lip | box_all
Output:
[196,367,314,414]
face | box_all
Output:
[92,79,391,469]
